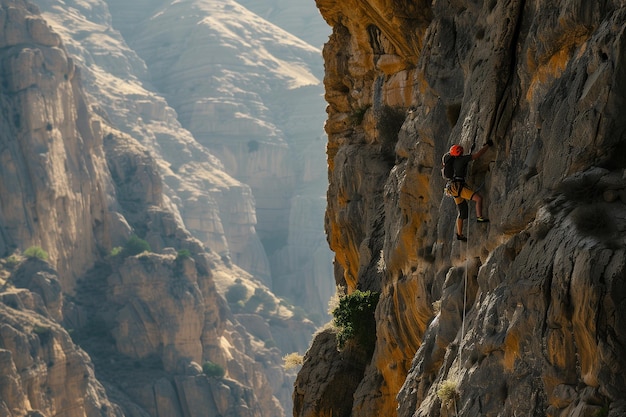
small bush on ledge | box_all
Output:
[331,289,380,353]
[24,246,48,261]
[283,352,304,370]
[202,361,225,379]
[109,236,152,260]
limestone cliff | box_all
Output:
[0,1,318,417]
[296,1,626,417]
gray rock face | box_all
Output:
[295,0,626,417]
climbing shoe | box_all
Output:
[477,217,490,223]
[456,234,467,241]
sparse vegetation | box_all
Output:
[245,287,276,316]
[247,139,259,152]
[122,235,151,257]
[331,289,380,352]
[202,361,225,379]
[109,246,123,257]
[327,286,346,316]
[437,379,459,408]
[558,175,602,203]
[108,236,152,259]
[33,325,52,344]
[24,246,48,260]
[176,249,191,260]
[291,306,307,321]
[5,254,21,267]
[283,352,304,370]
[594,404,609,417]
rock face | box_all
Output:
[0,0,112,290]
[295,1,626,417]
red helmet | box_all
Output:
[449,144,463,157]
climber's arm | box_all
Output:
[471,139,493,160]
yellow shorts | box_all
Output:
[446,182,475,205]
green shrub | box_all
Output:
[594,405,609,417]
[176,249,191,260]
[331,289,380,352]
[122,235,151,257]
[202,361,225,379]
[24,246,48,260]
[33,324,52,344]
[109,246,123,257]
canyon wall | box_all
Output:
[295,1,626,416]
[0,1,324,416]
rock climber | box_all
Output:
[442,139,493,241]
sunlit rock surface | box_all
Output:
[295,1,626,417]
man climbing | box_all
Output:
[442,139,493,241]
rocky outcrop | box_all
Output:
[1,259,121,417]
[296,1,626,417]
[0,0,113,290]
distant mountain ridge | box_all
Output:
[235,0,331,49]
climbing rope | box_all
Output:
[460,216,469,368]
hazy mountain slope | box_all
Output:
[234,0,331,49]
[0,2,275,416]
[32,0,334,319]
[0,0,326,416]
[103,0,334,319]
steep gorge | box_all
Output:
[296,1,626,416]
[0,1,323,417]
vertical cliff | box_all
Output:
[0,0,112,290]
[296,1,626,416]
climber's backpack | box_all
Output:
[441,153,456,180]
